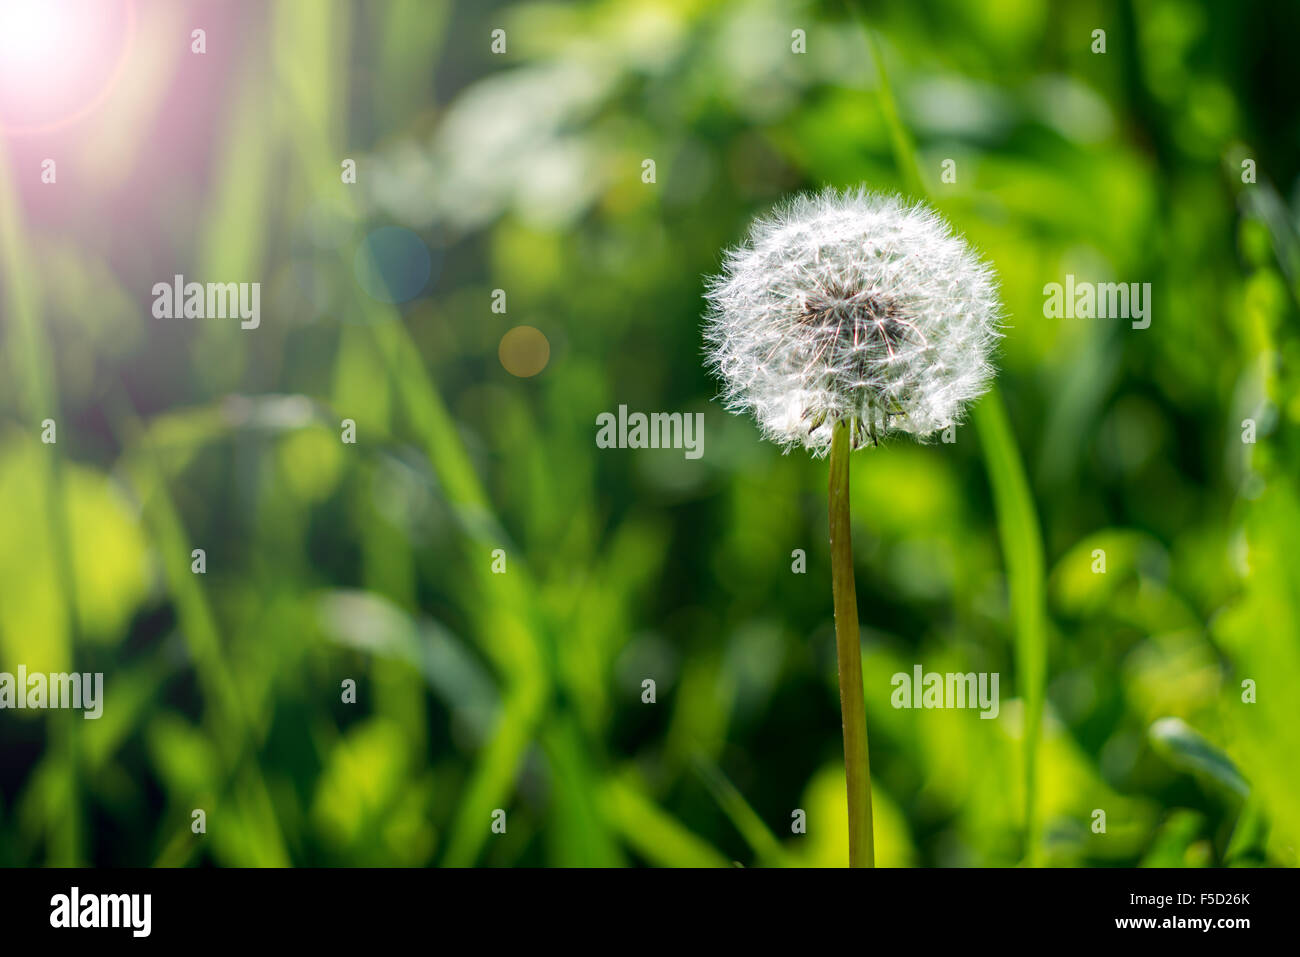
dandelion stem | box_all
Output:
[829,417,874,867]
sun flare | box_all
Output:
[0,0,135,134]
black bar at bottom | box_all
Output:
[0,865,1291,943]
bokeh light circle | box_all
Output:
[499,326,551,377]
[352,226,437,304]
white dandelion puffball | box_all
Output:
[704,187,1003,454]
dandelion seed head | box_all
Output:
[703,186,1003,454]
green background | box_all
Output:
[1,0,1298,867]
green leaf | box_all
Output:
[1149,717,1249,799]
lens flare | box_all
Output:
[0,0,135,135]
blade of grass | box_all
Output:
[973,392,1047,864]
[1224,797,1268,866]
[441,685,547,867]
[110,396,248,744]
[692,755,791,867]
[851,9,1049,864]
[540,717,624,866]
[109,392,290,866]
[859,20,925,200]
[0,136,82,865]
[1149,717,1249,799]
[598,772,731,868]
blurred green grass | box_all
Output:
[0,0,1298,867]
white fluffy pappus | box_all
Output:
[703,187,1003,454]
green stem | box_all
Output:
[829,418,874,867]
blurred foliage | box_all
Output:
[1,0,1299,867]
